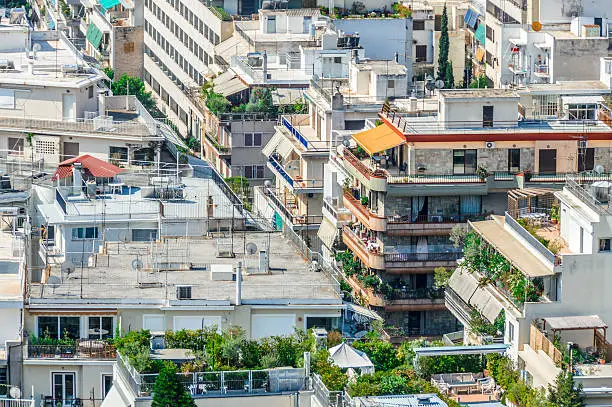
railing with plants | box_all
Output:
[387,287,445,300]
[384,252,463,263]
[387,213,486,224]
[342,148,386,181]
[505,212,555,264]
[26,338,117,359]
[461,231,543,307]
[204,132,230,154]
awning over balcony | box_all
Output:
[469,286,504,323]
[352,123,405,156]
[448,269,479,302]
[345,302,384,321]
[99,0,121,10]
[85,22,103,49]
[212,70,248,97]
[561,95,604,105]
[470,218,554,277]
[262,132,294,160]
[317,217,337,249]
[543,315,607,331]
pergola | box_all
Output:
[540,315,608,348]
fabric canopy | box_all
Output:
[85,23,103,48]
[329,343,374,370]
[464,8,479,29]
[52,154,124,180]
[544,315,608,331]
[317,217,337,249]
[352,123,404,156]
[474,24,486,45]
[99,0,120,10]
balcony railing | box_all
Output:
[267,157,323,190]
[504,211,555,265]
[530,324,562,364]
[342,226,384,269]
[387,174,484,184]
[281,116,309,149]
[388,287,445,300]
[387,213,485,224]
[26,340,117,359]
[262,187,323,226]
[0,116,153,137]
[204,132,231,155]
[342,148,387,181]
[343,191,386,231]
[384,251,463,263]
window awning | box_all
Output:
[464,9,479,29]
[85,22,103,48]
[561,95,604,105]
[317,217,337,249]
[262,132,283,158]
[99,0,120,10]
[469,286,504,323]
[352,123,405,156]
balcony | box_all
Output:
[204,132,231,157]
[384,251,462,270]
[340,148,387,192]
[259,186,323,228]
[533,64,550,78]
[342,226,385,270]
[267,157,323,193]
[508,63,527,75]
[322,197,351,224]
[386,213,486,234]
[342,191,386,232]
[25,339,117,360]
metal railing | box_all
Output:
[504,211,555,264]
[268,156,294,187]
[0,399,35,407]
[26,340,116,359]
[384,252,463,263]
[387,213,485,224]
[387,173,483,184]
[312,374,344,407]
[388,287,445,300]
[565,176,612,216]
[0,116,153,137]
[342,149,386,180]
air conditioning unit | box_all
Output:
[176,285,192,300]
[485,141,496,149]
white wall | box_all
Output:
[440,95,519,128]
[0,308,21,348]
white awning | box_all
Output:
[213,70,248,97]
[345,302,383,321]
[469,286,504,323]
[262,132,284,157]
[448,269,479,303]
[561,95,604,105]
[508,37,527,46]
[276,137,296,160]
[317,217,337,249]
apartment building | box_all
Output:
[0,28,185,168]
[482,0,612,88]
[446,178,612,405]
[77,0,145,77]
[323,87,612,337]
[254,57,410,241]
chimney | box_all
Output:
[394,52,399,63]
[262,50,268,83]
[235,261,242,306]
[72,162,83,195]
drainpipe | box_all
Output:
[235,261,242,306]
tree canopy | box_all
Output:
[437,4,450,84]
[151,362,196,407]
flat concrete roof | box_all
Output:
[28,232,341,305]
[438,89,519,99]
[353,60,407,76]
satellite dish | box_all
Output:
[532,21,542,32]
[426,81,436,91]
[9,386,21,399]
[131,258,143,272]
[61,261,74,276]
[46,276,61,294]
[246,243,258,255]
[435,80,445,89]
[32,43,42,57]
[342,138,350,147]
[594,165,605,175]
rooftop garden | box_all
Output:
[461,230,543,306]
[318,2,412,19]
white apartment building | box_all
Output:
[483,0,612,88]
[446,179,612,404]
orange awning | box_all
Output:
[352,123,405,156]
[475,47,485,63]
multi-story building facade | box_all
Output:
[446,177,612,405]
[325,87,612,337]
[482,0,612,88]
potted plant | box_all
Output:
[360,196,369,206]
[476,164,490,181]
[550,204,560,224]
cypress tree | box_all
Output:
[445,61,455,88]
[437,4,449,82]
[151,363,196,407]
[548,370,585,407]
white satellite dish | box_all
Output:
[594,165,604,175]
[435,79,446,89]
[131,258,143,272]
[246,242,258,255]
[9,386,21,399]
[61,261,74,277]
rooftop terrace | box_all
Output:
[29,232,340,305]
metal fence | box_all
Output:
[504,211,555,264]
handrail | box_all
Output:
[384,251,462,262]
[342,148,386,180]
[504,211,555,264]
[343,191,385,219]
[281,116,309,149]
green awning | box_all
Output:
[85,22,103,48]
[474,24,486,45]
[99,0,120,10]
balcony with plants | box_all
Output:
[25,332,117,360]
[342,190,386,232]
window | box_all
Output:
[38,316,80,339]
[387,79,395,89]
[0,367,6,385]
[415,45,427,62]
[453,149,477,174]
[413,20,425,30]
[109,146,128,162]
[102,374,113,398]
[486,25,495,42]
[333,56,342,64]
[485,50,494,66]
[508,148,520,172]
[35,140,56,155]
[8,137,23,156]
[538,149,557,174]
[606,61,612,74]
[600,239,611,252]
[508,322,515,342]
[578,147,595,172]
[177,285,192,299]
[88,317,113,339]
[244,165,265,179]
[88,86,94,99]
[434,14,442,31]
[72,227,99,240]
[244,133,262,147]
[52,372,76,405]
[483,106,494,127]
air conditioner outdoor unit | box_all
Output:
[485,141,496,149]
[428,15,434,20]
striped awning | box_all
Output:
[85,22,103,48]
